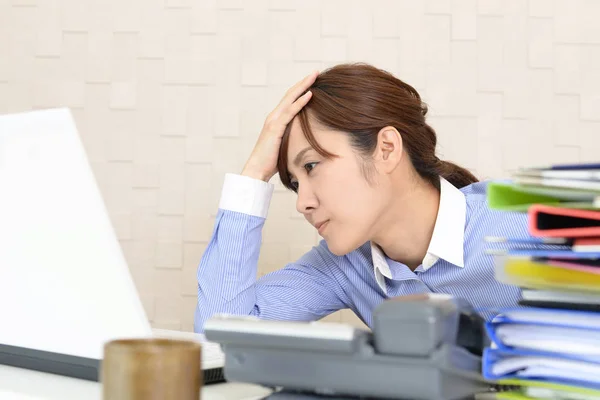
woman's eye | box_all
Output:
[304,162,318,173]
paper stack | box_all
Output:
[483,162,600,399]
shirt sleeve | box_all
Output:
[218,173,274,218]
[194,174,347,333]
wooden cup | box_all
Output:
[101,338,202,400]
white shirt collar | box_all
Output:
[371,177,466,293]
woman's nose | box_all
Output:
[295,183,319,214]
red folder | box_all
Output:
[528,204,600,238]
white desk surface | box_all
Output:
[0,364,273,400]
[0,364,501,400]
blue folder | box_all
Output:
[547,162,600,171]
[483,347,600,389]
[506,249,600,259]
[486,307,600,328]
[483,308,600,388]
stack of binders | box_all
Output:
[482,162,600,399]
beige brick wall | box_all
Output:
[1,0,599,331]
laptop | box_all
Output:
[0,108,224,383]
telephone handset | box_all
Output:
[372,293,489,357]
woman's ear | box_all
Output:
[373,126,403,174]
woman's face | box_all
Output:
[286,118,390,256]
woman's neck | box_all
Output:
[371,177,440,270]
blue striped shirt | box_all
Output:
[194,174,528,333]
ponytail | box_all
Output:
[436,159,478,189]
[406,124,479,190]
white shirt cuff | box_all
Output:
[218,173,274,218]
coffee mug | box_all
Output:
[102,338,202,400]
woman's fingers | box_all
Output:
[241,72,319,182]
[286,70,319,101]
[274,71,318,112]
[281,90,312,123]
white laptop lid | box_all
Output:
[0,108,152,360]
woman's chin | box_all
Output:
[324,237,360,257]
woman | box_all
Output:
[193,63,526,333]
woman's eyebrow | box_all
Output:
[292,146,313,167]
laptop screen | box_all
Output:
[0,108,152,361]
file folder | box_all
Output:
[486,182,600,212]
[496,379,600,400]
[520,162,600,171]
[484,308,600,388]
[519,289,600,312]
[503,250,600,258]
[494,256,600,293]
[483,347,600,389]
[573,237,600,252]
[485,308,600,358]
[514,176,600,191]
[528,205,600,238]
[518,299,600,312]
[538,258,600,274]
[546,257,600,267]
[487,322,600,358]
[487,307,600,329]
[516,168,600,180]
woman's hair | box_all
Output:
[277,63,478,191]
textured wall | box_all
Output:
[1,0,599,331]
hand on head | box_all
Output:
[241,71,318,182]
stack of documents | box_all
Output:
[487,163,600,212]
[483,162,600,399]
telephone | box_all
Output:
[204,293,492,400]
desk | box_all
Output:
[0,364,273,400]
[0,365,501,400]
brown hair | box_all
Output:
[277,63,478,192]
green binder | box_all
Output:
[486,182,600,212]
[497,378,600,400]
